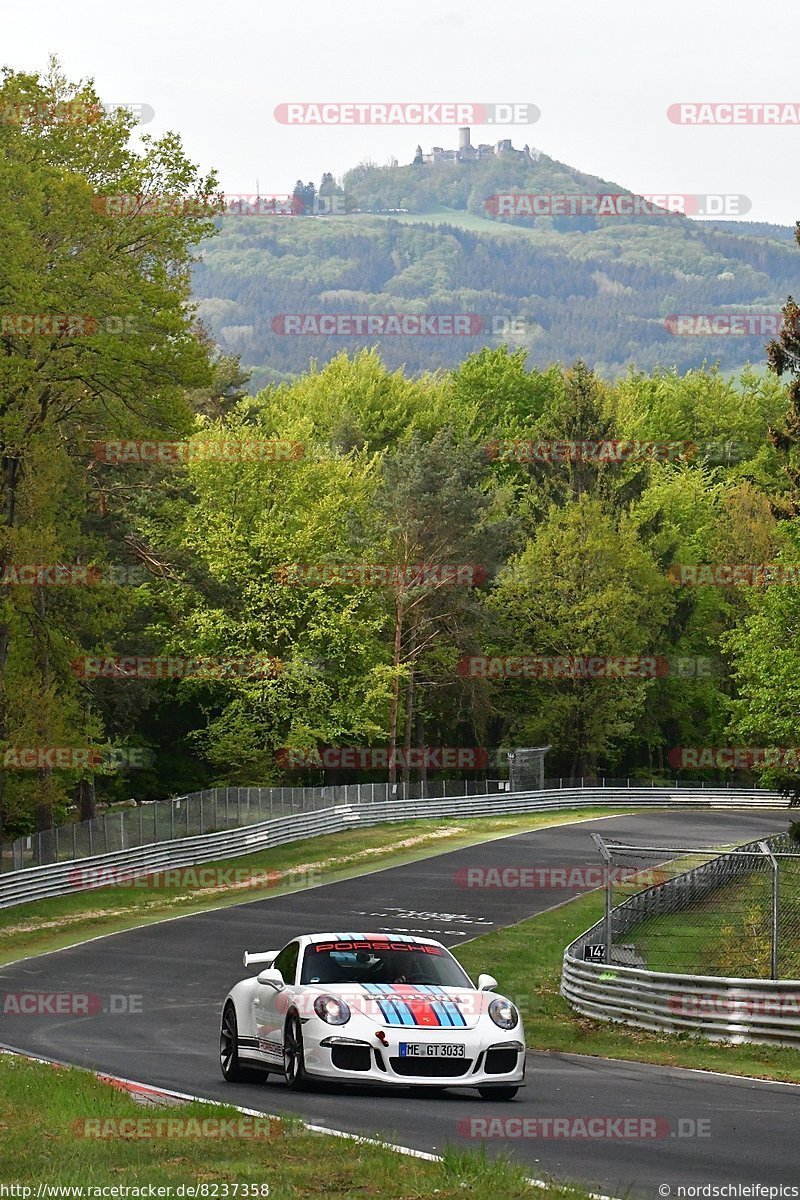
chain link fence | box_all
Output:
[0,773,782,877]
[0,778,510,874]
[592,831,800,980]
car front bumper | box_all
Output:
[306,1033,526,1088]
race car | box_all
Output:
[219,931,525,1098]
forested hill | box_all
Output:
[191,153,798,387]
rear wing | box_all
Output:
[243,950,279,969]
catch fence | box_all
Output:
[0,775,774,874]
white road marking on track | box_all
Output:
[0,1045,621,1200]
[354,907,492,926]
[0,809,724,970]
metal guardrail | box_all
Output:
[1,780,503,874]
[0,776,782,874]
[0,785,785,910]
[561,958,800,1046]
[561,830,800,1047]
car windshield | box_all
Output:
[300,938,472,987]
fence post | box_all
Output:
[592,833,613,966]
[200,794,204,835]
[104,816,109,855]
[72,822,77,861]
[171,802,175,840]
[120,811,125,849]
[758,840,779,980]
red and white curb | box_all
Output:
[0,1042,618,1197]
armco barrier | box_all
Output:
[561,829,800,1047]
[0,785,785,910]
[1,776,780,874]
[561,956,800,1046]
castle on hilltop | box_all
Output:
[412,126,541,166]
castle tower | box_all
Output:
[458,126,471,152]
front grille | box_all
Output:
[484,1048,520,1074]
[330,1044,371,1072]
[390,1056,472,1078]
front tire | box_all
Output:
[283,1013,309,1090]
[478,1085,519,1100]
[220,1002,262,1083]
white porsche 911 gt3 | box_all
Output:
[219,931,525,1098]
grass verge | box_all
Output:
[0,808,629,965]
[628,868,800,980]
[0,1053,593,1198]
[454,891,800,1084]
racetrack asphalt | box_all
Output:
[1,808,797,1197]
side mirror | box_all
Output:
[477,973,498,992]
[257,967,284,989]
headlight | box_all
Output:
[313,995,351,1025]
[488,997,519,1029]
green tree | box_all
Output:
[487,495,673,777]
[375,429,510,783]
[0,60,218,833]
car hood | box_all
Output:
[314,983,489,1030]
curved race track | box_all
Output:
[1,809,798,1197]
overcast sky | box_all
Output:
[5,0,798,226]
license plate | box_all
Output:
[399,1043,466,1058]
